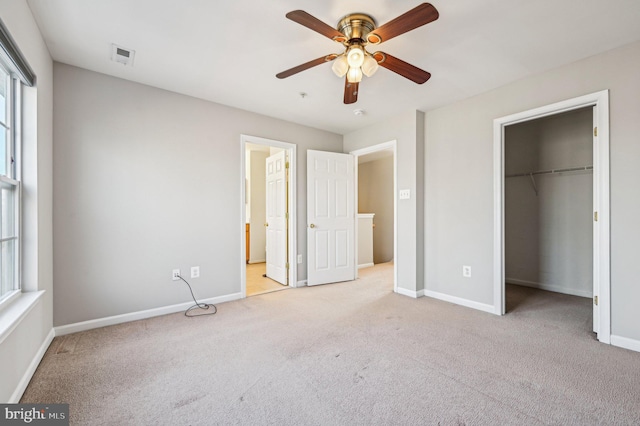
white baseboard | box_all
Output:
[296,280,307,287]
[358,263,374,269]
[424,290,495,314]
[248,259,266,264]
[611,335,640,353]
[10,328,55,403]
[54,293,242,336]
[506,277,592,298]
[395,287,425,299]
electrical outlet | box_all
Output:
[191,266,200,279]
[462,265,471,278]
[399,189,411,200]
[172,269,181,281]
[297,254,303,264]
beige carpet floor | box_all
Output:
[22,264,640,425]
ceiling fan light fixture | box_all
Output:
[347,45,365,68]
[331,55,349,77]
[346,66,363,83]
[277,4,439,104]
[362,55,379,77]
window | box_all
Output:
[0,60,19,303]
[0,16,34,306]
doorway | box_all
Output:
[504,107,594,328]
[304,143,398,291]
[240,135,297,297]
[352,141,398,292]
[493,91,610,344]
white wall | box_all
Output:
[0,0,53,402]
[345,110,424,294]
[52,63,342,326]
[425,40,640,341]
[358,156,394,264]
[505,108,593,297]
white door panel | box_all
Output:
[307,150,355,286]
[266,151,287,285]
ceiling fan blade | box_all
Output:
[286,10,348,42]
[373,52,431,84]
[366,3,439,44]
[276,54,338,79]
[344,78,359,104]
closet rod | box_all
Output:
[506,165,593,178]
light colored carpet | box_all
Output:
[22,264,640,425]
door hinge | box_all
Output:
[285,212,289,219]
[594,211,598,222]
[285,161,290,169]
[594,127,598,137]
[594,295,598,306]
[286,262,289,269]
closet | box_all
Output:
[504,107,593,301]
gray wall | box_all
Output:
[53,63,342,326]
[0,0,53,402]
[425,40,640,341]
[344,110,425,294]
[358,156,394,264]
[505,108,593,297]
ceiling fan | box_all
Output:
[276,3,439,104]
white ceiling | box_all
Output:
[26,0,640,134]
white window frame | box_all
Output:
[0,61,21,308]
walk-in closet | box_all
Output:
[504,107,594,317]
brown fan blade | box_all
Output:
[373,52,431,84]
[366,3,439,44]
[276,54,338,79]
[344,78,359,104]
[286,10,348,43]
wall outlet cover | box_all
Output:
[172,269,180,281]
[191,266,200,278]
[462,266,472,278]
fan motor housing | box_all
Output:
[337,13,377,43]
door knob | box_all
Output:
[264,223,269,227]
[309,224,316,228]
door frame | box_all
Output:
[240,135,297,297]
[351,140,398,293]
[492,90,610,344]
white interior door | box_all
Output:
[307,150,355,286]
[266,150,287,285]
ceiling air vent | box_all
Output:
[111,44,135,66]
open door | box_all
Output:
[265,150,287,285]
[307,150,355,286]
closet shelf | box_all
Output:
[506,165,593,178]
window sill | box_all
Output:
[0,291,45,345]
